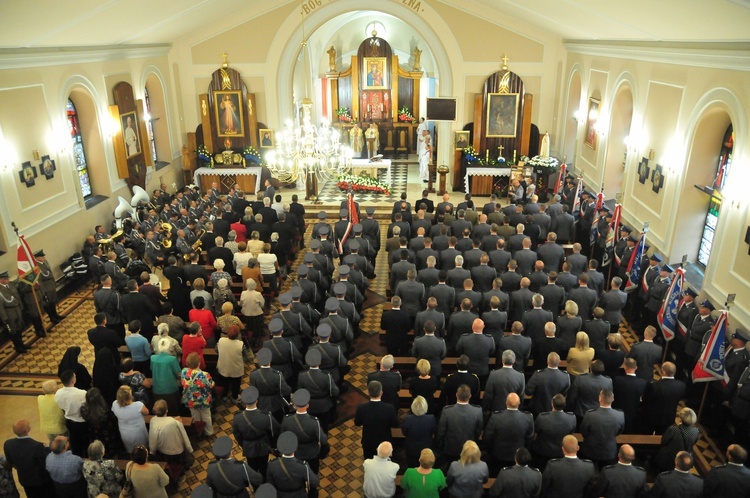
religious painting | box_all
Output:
[651,164,665,194]
[486,93,519,138]
[18,161,37,187]
[120,111,141,158]
[259,129,274,148]
[455,131,470,150]
[214,90,245,138]
[584,97,600,149]
[637,157,651,184]
[363,57,387,90]
[40,155,55,180]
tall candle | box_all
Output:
[485,150,489,162]
[513,150,517,163]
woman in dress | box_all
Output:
[401,448,446,498]
[38,379,67,443]
[566,331,595,377]
[58,346,92,390]
[655,407,700,471]
[112,385,149,453]
[210,259,233,287]
[257,243,280,294]
[92,347,120,405]
[189,278,213,311]
[212,278,237,316]
[557,300,583,351]
[446,440,489,498]
[0,454,18,498]
[217,301,244,339]
[401,396,437,468]
[408,360,440,414]
[151,322,182,358]
[126,445,169,498]
[81,387,123,458]
[181,352,215,436]
[188,296,217,347]
[240,279,265,348]
[82,439,123,498]
[181,322,207,369]
[215,325,246,404]
[119,357,152,407]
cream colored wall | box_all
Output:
[0,50,183,280]
[562,47,750,329]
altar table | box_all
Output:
[465,166,512,195]
[193,166,262,193]
[350,159,392,183]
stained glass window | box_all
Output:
[144,88,157,164]
[697,124,733,267]
[66,99,91,198]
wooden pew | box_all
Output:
[114,459,167,470]
[119,346,218,363]
[395,475,496,490]
[144,415,193,427]
[390,428,661,447]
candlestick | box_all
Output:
[485,150,489,162]
[513,150,517,163]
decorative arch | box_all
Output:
[600,73,637,197]
[560,65,583,166]
[141,65,173,164]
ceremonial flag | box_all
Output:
[571,177,583,215]
[657,267,685,342]
[553,164,566,195]
[589,191,605,246]
[624,231,646,292]
[603,204,621,268]
[692,310,729,384]
[676,295,690,336]
[16,233,39,285]
[337,191,358,254]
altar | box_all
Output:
[194,166,263,193]
[465,166,512,195]
[350,159,392,183]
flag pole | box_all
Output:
[11,222,46,331]
[697,382,710,422]
[697,295,733,421]
[662,255,689,363]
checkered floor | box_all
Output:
[316,161,414,204]
[0,214,731,496]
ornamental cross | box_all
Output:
[221,52,229,68]
[498,145,505,159]
[501,54,509,69]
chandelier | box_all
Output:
[266,98,351,198]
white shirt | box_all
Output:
[55,386,87,422]
[363,456,399,498]
[148,416,193,456]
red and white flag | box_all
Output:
[17,233,39,285]
[553,164,566,195]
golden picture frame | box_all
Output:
[214,90,245,138]
[455,130,470,150]
[363,57,388,90]
[259,129,274,149]
[120,111,141,158]
[584,97,600,150]
[486,93,519,138]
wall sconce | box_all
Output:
[143,112,151,123]
[624,130,647,156]
[0,139,18,172]
[661,136,685,175]
[573,110,584,124]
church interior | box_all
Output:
[1,0,750,496]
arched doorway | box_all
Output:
[602,82,633,198]
[562,70,582,166]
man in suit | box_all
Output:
[367,355,402,413]
[556,262,578,298]
[436,193,454,217]
[484,393,535,472]
[500,260,523,294]
[380,296,414,357]
[526,352,571,417]
[3,419,53,498]
[509,277,534,323]
[484,350,526,412]
[580,389,624,468]
[508,224,529,256]
[522,294,554,345]
[446,255,471,289]
[456,318,496,383]
[600,276,628,334]
[354,381,399,460]
[613,358,648,434]
[628,325,663,382]
[541,434,596,498]
[537,232,565,272]
[412,320,447,377]
[498,321,532,372]
[529,261,548,293]
[704,444,750,496]
[395,269,426,320]
[566,243,588,276]
[93,274,125,338]
[414,297,445,337]
[569,273,598,321]
[441,355,481,406]
[489,447,542,498]
[416,241,440,273]
[643,361,686,434]
[207,236,233,271]
[87,312,125,359]
[429,271,457,325]
[584,307,610,354]
[649,451,704,498]
[531,322,567,373]
[233,387,280,478]
[514,238,537,277]
[591,444,649,498]
[531,393,576,466]
[551,205,576,244]
[437,384,483,466]
[415,189,435,213]
[489,238,512,273]
[567,360,613,421]
[446,299,478,353]
[539,272,566,316]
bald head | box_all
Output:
[377,441,394,459]
[12,419,30,437]
[619,444,636,464]
[562,435,579,456]
[506,393,521,409]
[472,318,485,333]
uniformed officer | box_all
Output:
[541,434,596,497]
[273,292,313,351]
[233,386,280,478]
[684,300,716,364]
[206,436,263,498]
[704,444,750,496]
[297,350,339,431]
[309,324,348,387]
[320,299,353,355]
[311,211,330,240]
[649,451,704,497]
[280,389,328,473]
[18,280,46,338]
[489,447,542,498]
[591,444,649,497]
[34,250,63,323]
[250,348,292,421]
[295,266,322,311]
[290,286,321,330]
[191,483,213,498]
[360,207,381,268]
[262,318,302,384]
[644,264,672,330]
[266,431,320,498]
[0,271,28,353]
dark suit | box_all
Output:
[380,308,413,356]
[537,242,565,273]
[592,462,649,498]
[3,437,52,497]
[541,457,595,498]
[484,367,525,412]
[567,373,613,419]
[499,270,522,294]
[429,284,456,323]
[441,371,481,406]
[552,213,576,243]
[412,335,447,378]
[446,310,478,352]
[628,340,663,382]
[498,334,532,372]
[704,462,750,497]
[515,249,538,277]
[649,469,703,498]
[643,378,687,434]
[207,246,233,272]
[580,407,625,462]
[522,308,554,345]
[93,287,123,330]
[183,263,208,284]
[354,400,399,460]
[539,284,565,315]
[484,409,534,466]
[395,280,426,319]
[489,465,542,498]
[471,264,497,293]
[437,403,483,458]
[489,249,512,273]
[367,370,402,413]
[583,318,610,353]
[569,286,598,320]
[120,291,157,339]
[613,374,648,434]
[526,368,571,416]
[566,253,588,276]
[509,288,534,323]
[600,289,628,330]
[456,333,496,377]
[532,410,576,459]
[87,325,125,359]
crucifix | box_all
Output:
[221,52,229,68]
[497,144,505,160]
[501,54,509,70]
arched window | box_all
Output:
[66,99,92,198]
[697,124,733,267]
[144,87,157,164]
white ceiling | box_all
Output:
[1,0,750,48]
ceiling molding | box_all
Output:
[0,44,171,70]
[564,40,750,72]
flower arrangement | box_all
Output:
[527,155,560,174]
[195,144,213,167]
[463,146,506,166]
[337,173,390,195]
[242,145,266,166]
[336,107,353,122]
[398,106,417,123]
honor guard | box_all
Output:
[262,318,303,384]
[290,286,321,329]
[266,431,320,498]
[312,211,330,240]
[273,293,313,351]
[320,298,353,355]
[281,389,328,473]
[303,253,330,294]
[297,350,339,431]
[0,271,28,353]
[309,324,347,386]
[34,250,63,323]
[233,386,280,477]
[308,240,333,277]
[206,436,263,498]
[250,348,292,421]
[294,266,322,310]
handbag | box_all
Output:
[119,462,133,498]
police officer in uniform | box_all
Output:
[206,436,263,498]
[591,444,649,497]
[320,299,353,355]
[233,386,280,478]
[273,293,313,352]
[262,318,302,385]
[34,250,63,323]
[290,287,321,330]
[0,271,27,353]
[541,434,596,498]
[297,350,339,431]
[360,207,381,268]
[251,348,292,422]
[280,389,328,473]
[308,324,347,387]
[684,300,715,369]
[266,431,320,498]
[311,211,330,240]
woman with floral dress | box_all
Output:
[0,454,19,498]
[181,352,215,436]
[82,439,123,498]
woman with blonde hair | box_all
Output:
[654,407,700,471]
[210,259,232,288]
[189,277,213,311]
[401,395,437,468]
[401,448,446,498]
[217,301,244,338]
[446,440,489,498]
[566,331,595,376]
[111,385,148,452]
[246,230,264,256]
[557,300,583,350]
[38,379,67,442]
[409,359,440,414]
